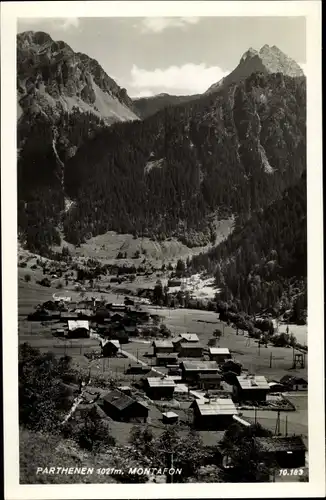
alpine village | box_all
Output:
[17,30,308,484]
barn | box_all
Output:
[191,398,238,430]
[233,375,269,402]
[255,436,306,468]
[67,320,90,338]
[102,390,148,422]
[209,347,232,364]
[145,377,176,400]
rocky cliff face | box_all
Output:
[17,31,139,124]
[206,44,304,94]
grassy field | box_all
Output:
[51,218,234,266]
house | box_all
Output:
[255,436,306,468]
[145,377,176,400]
[209,347,232,364]
[102,390,148,422]
[198,373,222,390]
[152,340,174,355]
[179,342,203,358]
[172,334,199,352]
[191,397,238,430]
[280,375,308,391]
[233,375,270,402]
[156,353,179,366]
[162,411,179,424]
[167,365,181,375]
[67,320,90,338]
[101,339,120,357]
[180,361,219,384]
[126,364,151,374]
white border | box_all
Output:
[1,2,324,499]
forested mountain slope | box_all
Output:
[133,93,200,119]
[190,173,307,320]
[18,68,306,255]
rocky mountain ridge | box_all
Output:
[206,44,304,94]
[17,31,139,125]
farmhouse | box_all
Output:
[255,436,306,468]
[191,398,238,430]
[156,353,179,366]
[152,340,174,355]
[67,320,90,338]
[145,377,176,400]
[280,375,308,391]
[180,361,219,384]
[198,373,222,390]
[101,339,120,357]
[102,390,148,422]
[233,375,269,402]
[172,334,199,352]
[179,342,203,358]
[209,347,232,364]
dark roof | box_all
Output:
[280,375,308,385]
[156,353,178,359]
[255,436,306,453]
[103,390,134,410]
[103,390,148,411]
[198,373,222,380]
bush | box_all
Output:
[24,274,31,283]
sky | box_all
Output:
[17,16,306,98]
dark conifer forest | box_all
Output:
[18,72,306,256]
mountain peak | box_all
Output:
[206,44,304,94]
[17,30,138,124]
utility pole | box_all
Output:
[269,352,273,368]
[285,415,288,436]
[254,407,257,424]
[275,410,280,435]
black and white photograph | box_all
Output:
[1,1,324,498]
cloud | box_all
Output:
[132,90,155,99]
[138,17,200,34]
[130,63,228,95]
[18,17,80,31]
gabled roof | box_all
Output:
[209,347,231,355]
[103,390,147,411]
[153,340,174,348]
[68,320,89,331]
[192,398,238,416]
[181,361,218,372]
[156,352,178,359]
[101,339,120,349]
[162,411,179,419]
[180,333,199,342]
[255,436,306,453]
[180,342,203,349]
[147,377,176,388]
[236,375,269,390]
